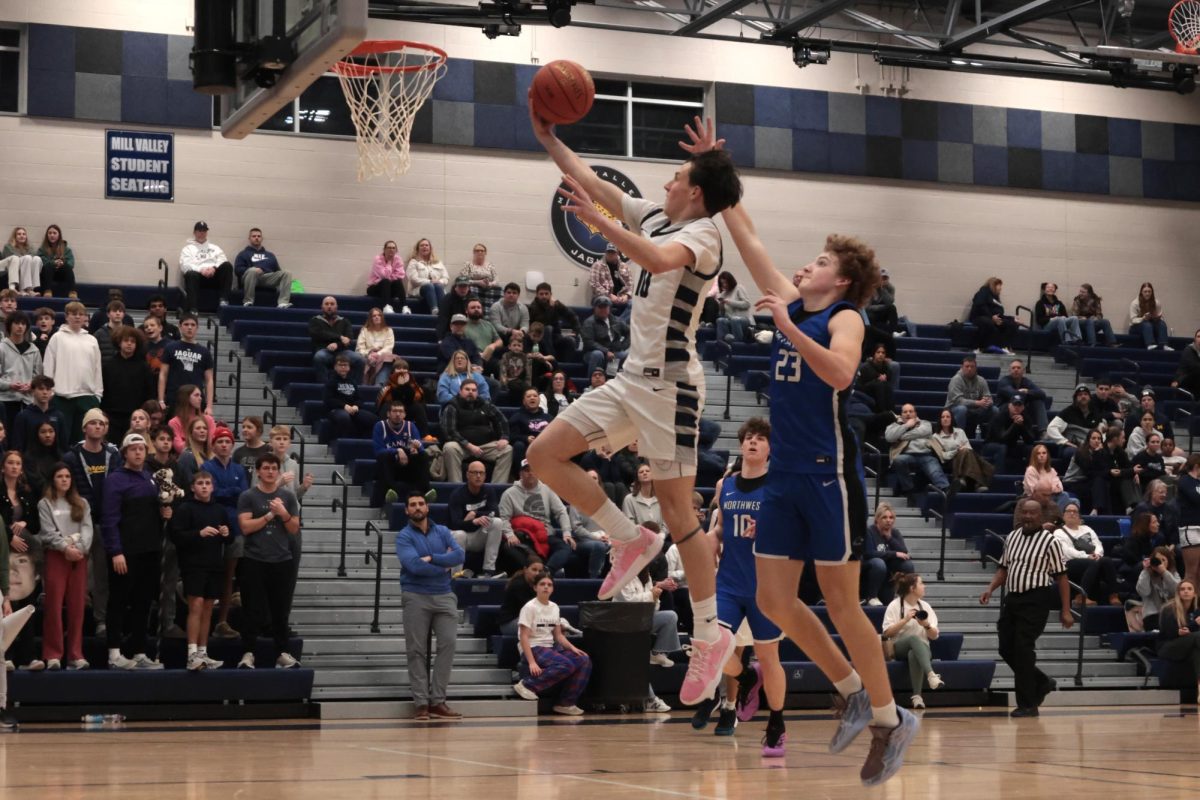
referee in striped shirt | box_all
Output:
[980,499,1074,718]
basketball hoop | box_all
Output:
[332,40,447,181]
[1169,0,1200,54]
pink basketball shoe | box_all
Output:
[597,526,664,600]
[679,626,736,706]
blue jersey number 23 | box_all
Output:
[774,349,802,383]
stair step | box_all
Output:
[318,698,537,718]
[313,666,513,687]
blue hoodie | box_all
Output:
[203,455,249,534]
[395,520,464,595]
[234,245,281,278]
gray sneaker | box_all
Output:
[860,707,920,786]
[108,654,137,670]
[275,652,300,669]
[201,654,224,670]
[132,654,165,670]
[186,652,207,671]
[829,689,872,754]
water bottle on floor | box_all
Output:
[81,714,126,725]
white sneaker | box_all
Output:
[553,705,584,716]
[108,654,137,670]
[275,652,300,669]
[644,697,672,713]
[24,659,46,671]
[867,598,883,606]
[911,695,925,709]
[187,652,207,671]
[238,652,256,670]
[383,304,394,314]
[243,300,253,307]
[926,671,944,690]
[46,659,62,671]
[202,654,224,670]
[1148,345,1158,350]
[649,653,674,667]
[277,302,292,309]
[401,306,412,315]
[67,659,89,671]
[513,681,538,701]
[1163,345,1174,351]
[132,654,164,670]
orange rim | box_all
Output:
[332,40,448,76]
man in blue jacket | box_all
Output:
[396,491,465,721]
[233,227,292,308]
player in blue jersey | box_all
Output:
[681,118,919,787]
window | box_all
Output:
[239,74,358,136]
[0,27,22,114]
[558,79,705,160]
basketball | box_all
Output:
[530,60,595,125]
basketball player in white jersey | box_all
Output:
[527,102,744,705]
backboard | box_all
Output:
[219,0,367,140]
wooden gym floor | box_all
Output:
[1,706,1197,798]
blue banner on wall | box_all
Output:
[105,129,174,202]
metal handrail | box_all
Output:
[1014,305,1034,373]
[926,483,951,582]
[982,529,1007,606]
[262,385,281,427]
[365,520,385,634]
[205,316,220,385]
[1128,646,1156,688]
[983,553,1007,606]
[861,440,883,510]
[1058,344,1081,386]
[157,258,169,291]
[226,350,243,425]
[332,470,350,578]
[1174,406,1194,456]
[289,425,307,482]
[1118,357,1141,381]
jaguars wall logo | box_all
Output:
[550,166,642,269]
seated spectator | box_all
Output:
[945,355,994,437]
[714,271,753,344]
[496,555,546,634]
[1134,479,1180,549]
[856,344,898,413]
[1127,411,1160,459]
[1052,501,1121,607]
[145,295,180,341]
[487,283,530,343]
[377,359,429,436]
[101,327,155,444]
[1162,437,1187,477]
[325,354,379,439]
[621,463,668,532]
[309,296,363,384]
[357,307,396,386]
[447,459,509,579]
[1171,328,1200,397]
[566,472,613,580]
[996,359,1048,435]
[437,315,483,374]
[1128,281,1172,351]
[31,307,56,356]
[589,244,632,316]
[44,301,103,443]
[1,227,40,295]
[886,404,949,495]
[464,298,503,376]
[1046,384,1103,453]
[508,388,551,470]
[371,400,430,506]
[584,368,607,393]
[366,240,407,313]
[931,407,993,492]
[1179,455,1200,586]
[37,462,92,670]
[459,243,501,308]
[498,330,534,405]
[436,276,474,340]
[581,296,629,379]
[969,277,1017,355]
[169,470,230,671]
[0,311,40,425]
[865,267,900,333]
[178,221,233,312]
[439,378,512,482]
[1096,428,1139,514]
[881,573,943,710]
[1135,545,1178,630]
[862,503,915,605]
[167,385,216,455]
[1034,282,1082,344]
[539,370,575,419]
[528,283,581,362]
[1063,429,1108,514]
[1071,283,1116,347]
[512,571,591,716]
[233,227,292,308]
[1131,432,1169,488]
[1156,581,1200,697]
[985,395,1038,471]
[158,314,214,418]
[617,565,683,672]
[11,376,64,455]
[579,442,640,506]
[36,224,76,298]
[1024,444,1074,513]
[438,350,491,404]
[499,460,575,576]
[1124,387,1173,440]
[407,238,450,312]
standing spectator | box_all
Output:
[1155,581,1200,699]
[309,296,363,384]
[969,277,1018,355]
[448,460,508,579]
[945,355,994,437]
[91,301,127,364]
[147,423,186,641]
[325,354,379,438]
[31,307,57,356]
[145,295,180,341]
[357,307,396,386]
[395,491,464,719]
[1046,385,1104,452]
[621,463,667,533]
[24,421,63,491]
[1178,454,1200,587]
[167,385,215,455]
[528,283,581,362]
[932,408,993,492]
[0,455,42,568]
[158,314,214,419]
[36,224,76,298]
[986,396,1038,471]
[371,401,431,506]
[439,378,512,481]
[996,360,1048,436]
[508,387,551,469]
[499,461,577,577]
[1034,282,1082,344]
[366,240,408,314]
[101,433,169,670]
[487,283,530,342]
[857,344,898,414]
[175,418,213,491]
[234,227,293,308]
[881,574,943,709]
[101,327,155,444]
[169,470,229,670]
[205,426,249,640]
[232,416,270,475]
[1171,328,1200,397]
[714,271,753,344]
[63,408,119,636]
[0,311,41,426]
[512,571,591,716]
[979,499,1073,717]
[1024,444,1073,513]
[37,463,92,670]
[44,301,103,443]
[407,238,450,313]
[862,503,916,605]
[580,297,630,379]
[1128,281,1172,351]
[235,454,302,669]
[178,222,233,312]
[588,244,632,316]
[886,405,950,495]
[1136,545,1178,630]
[269,425,312,614]
[376,360,429,436]
[459,243,501,307]
[1071,283,1116,347]
[1052,501,1122,607]
[140,316,168,381]
[1,227,39,294]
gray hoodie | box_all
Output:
[0,336,42,404]
[945,371,991,407]
[499,481,572,536]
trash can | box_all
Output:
[580,600,654,707]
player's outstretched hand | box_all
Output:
[557,174,605,228]
[754,291,790,328]
[679,115,725,155]
[528,90,556,140]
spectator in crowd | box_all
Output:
[1071,283,1116,347]
[232,416,270,475]
[617,565,683,674]
[437,316,484,375]
[371,400,431,506]
[101,327,155,444]
[1052,501,1121,607]
[714,271,753,345]
[497,555,546,634]
[36,224,76,298]
[1178,454,1200,586]
[1034,282,1082,344]
[1162,436,1187,477]
[0,311,41,426]
[367,240,408,314]
[580,442,640,506]
[325,354,378,438]
[86,289,123,334]
[1136,545,1178,630]
[539,369,575,419]
[464,298,503,376]
[268,426,312,611]
[235,454,302,670]
[92,300,127,364]
[158,314,214,420]
[12,375,64,455]
[407,238,450,313]
[488,283,530,342]
[970,277,1017,355]
[1128,281,1172,351]
[1024,444,1074,513]
[857,344,898,414]
[234,227,292,308]
[44,301,103,443]
[440,379,512,481]
[101,433,169,670]
[512,570,591,716]
[31,307,56,356]
[1046,384,1104,453]
[566,476,613,580]
[862,503,915,605]
[622,462,667,534]
[526,322,557,372]
[508,387,551,470]
[459,243,501,307]
[931,408,993,492]
[357,307,396,386]
[168,385,215,455]
[996,360,1048,435]
[436,276,475,340]
[145,295,180,341]
[169,470,229,670]
[437,349,490,404]
[1156,580,1200,698]
[140,316,168,381]
[865,267,902,334]
[37,463,91,670]
[1063,429,1108,514]
[528,283,581,361]
[886,405,950,495]
[447,459,509,579]
[24,421,63,491]
[309,296,363,384]
[499,460,577,576]
[1099,428,1140,515]
[142,399,163,431]
[589,244,632,314]
[1,226,40,294]
[63,408,119,636]
[205,426,248,640]
[1127,414,1161,462]
[1125,388,1173,440]
[395,490,463,718]
[1131,432,1168,488]
[147,423,186,640]
[1134,479,1181,550]
[498,331,533,405]
[581,296,630,379]
[980,499,1073,717]
[881,574,943,710]
[177,423,212,567]
[179,221,234,312]
[1171,328,1200,398]
[584,368,607,393]
[945,355,993,437]
[0,290,19,330]
[985,395,1038,471]
[377,359,429,435]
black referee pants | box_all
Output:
[997,586,1057,710]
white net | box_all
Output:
[1170,0,1200,53]
[333,42,447,182]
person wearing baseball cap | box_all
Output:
[437,311,485,374]
[100,431,170,670]
[434,265,473,340]
[589,243,632,312]
[179,222,234,314]
[1044,384,1102,450]
[581,292,629,380]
